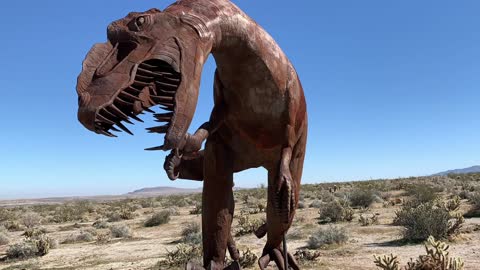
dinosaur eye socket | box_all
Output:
[136,16,145,27]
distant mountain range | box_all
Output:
[126,186,202,196]
[433,165,480,176]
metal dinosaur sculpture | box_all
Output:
[76,0,307,269]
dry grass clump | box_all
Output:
[0,226,9,245]
[307,226,348,249]
[62,230,95,244]
[144,210,171,227]
[318,199,354,223]
[92,219,110,229]
[374,236,464,270]
[110,223,132,238]
[21,212,43,228]
[358,214,380,226]
[180,222,201,245]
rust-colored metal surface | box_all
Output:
[76,0,307,269]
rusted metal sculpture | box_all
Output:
[76,0,307,269]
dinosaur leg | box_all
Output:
[202,134,235,269]
[164,150,205,181]
[259,129,307,270]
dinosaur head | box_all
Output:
[76,9,208,150]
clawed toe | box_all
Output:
[258,248,300,270]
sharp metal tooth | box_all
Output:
[110,126,121,132]
[151,95,173,102]
[116,121,133,135]
[96,114,115,125]
[154,112,173,122]
[144,145,165,151]
[162,76,181,83]
[135,74,154,81]
[143,107,155,113]
[133,80,151,87]
[99,129,117,137]
[109,105,130,121]
[137,67,175,77]
[139,62,157,69]
[159,103,175,111]
[146,125,169,134]
[115,97,134,107]
[128,113,144,123]
[157,89,176,96]
[101,109,118,121]
[119,91,142,102]
[155,81,178,89]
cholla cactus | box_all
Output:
[373,254,400,270]
[374,236,464,270]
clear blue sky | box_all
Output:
[0,1,479,199]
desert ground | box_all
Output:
[1,173,480,270]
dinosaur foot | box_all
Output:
[258,248,300,270]
[185,261,241,270]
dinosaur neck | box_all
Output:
[165,0,278,61]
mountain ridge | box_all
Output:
[433,165,480,176]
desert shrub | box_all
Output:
[287,229,306,240]
[144,210,171,227]
[106,211,123,222]
[358,214,379,226]
[3,220,23,232]
[21,212,42,228]
[92,219,110,229]
[23,227,48,239]
[189,204,202,215]
[162,195,189,208]
[405,184,438,205]
[297,201,306,209]
[294,249,321,262]
[235,212,264,236]
[239,248,258,268]
[309,200,322,208]
[6,234,56,259]
[110,224,132,238]
[349,188,376,208]
[307,226,348,249]
[95,232,112,244]
[167,207,180,216]
[156,244,202,268]
[373,236,464,270]
[6,240,39,259]
[0,231,9,246]
[245,198,266,214]
[464,191,480,217]
[62,230,95,244]
[181,222,201,245]
[393,202,464,242]
[318,199,354,223]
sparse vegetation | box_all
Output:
[144,210,171,227]
[318,199,354,223]
[393,202,464,242]
[1,173,479,269]
[307,226,348,249]
[110,224,132,238]
[374,236,464,270]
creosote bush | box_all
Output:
[307,226,348,249]
[144,210,171,227]
[318,199,354,223]
[349,188,377,208]
[110,224,132,238]
[393,202,463,242]
[62,230,95,244]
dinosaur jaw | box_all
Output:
[87,58,182,142]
